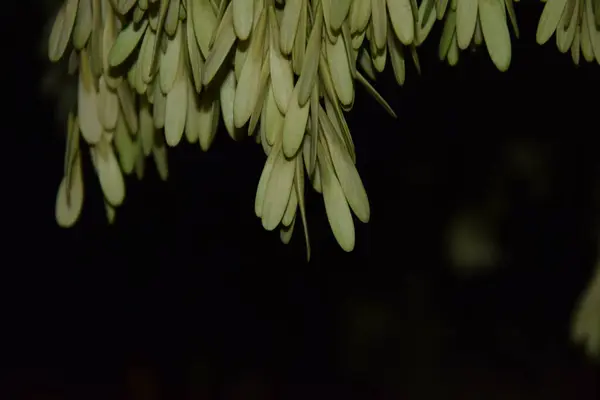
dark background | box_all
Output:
[6,1,600,398]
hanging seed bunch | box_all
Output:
[49,0,173,228]
[204,0,398,259]
[47,0,600,258]
[420,0,520,70]
[351,0,424,85]
[536,0,600,65]
[46,0,417,258]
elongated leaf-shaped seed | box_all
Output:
[294,154,311,261]
[248,61,271,136]
[109,19,149,67]
[160,23,183,94]
[191,0,218,58]
[505,0,520,38]
[318,139,355,252]
[350,0,371,34]
[319,108,370,223]
[72,0,92,49]
[292,0,307,74]
[268,6,295,114]
[55,153,84,228]
[186,17,204,93]
[282,182,298,227]
[48,0,79,62]
[296,2,324,107]
[479,0,511,71]
[280,0,303,55]
[439,9,457,59]
[93,138,126,207]
[585,0,600,63]
[371,0,387,50]
[233,0,254,40]
[282,82,310,158]
[537,0,569,44]
[326,31,354,107]
[387,0,415,45]
[165,0,181,37]
[388,28,406,85]
[330,0,352,31]
[220,69,237,138]
[203,2,237,85]
[457,0,478,49]
[117,83,139,134]
[262,146,295,231]
[256,139,282,218]
[234,8,267,128]
[165,51,188,146]
[198,92,220,151]
[556,0,578,53]
[78,50,103,144]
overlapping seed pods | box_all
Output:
[536,0,600,65]
[47,0,597,255]
[47,0,397,256]
[50,0,172,228]
[414,0,520,71]
[225,0,378,259]
[349,0,424,85]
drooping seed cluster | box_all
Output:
[538,0,600,64]
[48,0,599,258]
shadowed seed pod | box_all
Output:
[571,249,600,358]
[536,0,600,65]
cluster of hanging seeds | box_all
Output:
[430,0,519,70]
[537,0,600,65]
[47,0,598,258]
